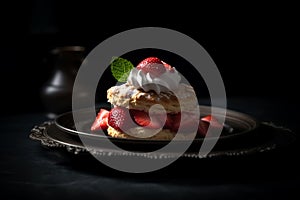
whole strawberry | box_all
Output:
[136,57,166,77]
[108,107,135,132]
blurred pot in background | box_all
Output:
[40,46,86,118]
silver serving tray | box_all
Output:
[29,110,296,159]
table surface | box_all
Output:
[1,97,299,200]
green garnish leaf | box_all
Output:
[110,57,134,82]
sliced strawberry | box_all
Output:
[108,107,135,131]
[164,113,174,129]
[91,109,109,131]
[130,109,163,129]
[200,115,213,123]
[169,113,180,132]
[170,112,199,133]
[201,115,223,128]
[197,115,223,137]
[197,120,209,137]
[136,57,166,77]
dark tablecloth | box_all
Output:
[0,97,299,200]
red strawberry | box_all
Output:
[164,113,174,129]
[197,115,223,137]
[108,107,135,131]
[170,112,199,133]
[91,109,109,131]
[169,113,180,132]
[136,57,166,77]
[130,110,163,129]
[162,61,175,73]
[197,120,209,137]
[201,115,223,128]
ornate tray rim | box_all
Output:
[29,120,296,159]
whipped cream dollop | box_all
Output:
[127,67,181,94]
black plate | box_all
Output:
[54,105,259,147]
[29,120,296,158]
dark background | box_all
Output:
[1,2,299,200]
[1,1,298,115]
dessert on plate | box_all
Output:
[91,57,220,140]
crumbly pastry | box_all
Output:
[107,83,199,113]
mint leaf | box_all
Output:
[110,57,134,82]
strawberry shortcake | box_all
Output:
[91,57,210,140]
